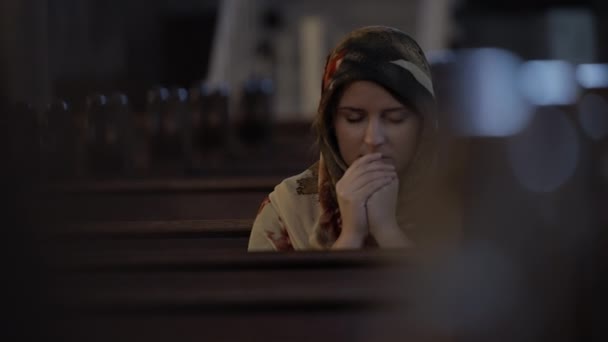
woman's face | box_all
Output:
[334,80,421,174]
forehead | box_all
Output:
[338,81,403,108]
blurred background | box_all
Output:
[1,0,607,341]
[2,0,608,178]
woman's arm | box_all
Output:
[371,222,413,248]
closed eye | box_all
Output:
[346,113,364,123]
[382,106,414,123]
[384,111,408,123]
[337,108,366,123]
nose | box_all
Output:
[364,117,385,148]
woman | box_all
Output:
[248,26,462,252]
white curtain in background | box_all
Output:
[298,15,325,119]
[415,0,455,53]
[207,1,262,88]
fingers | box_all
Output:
[350,162,395,179]
[353,176,395,201]
[348,153,384,172]
[349,170,396,193]
[345,153,394,179]
[337,153,399,206]
[367,177,399,200]
[351,152,383,167]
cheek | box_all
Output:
[390,122,421,172]
[334,122,362,166]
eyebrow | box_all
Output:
[337,106,407,113]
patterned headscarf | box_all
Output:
[310,26,439,248]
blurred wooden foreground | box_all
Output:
[47,250,448,342]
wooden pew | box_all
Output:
[46,245,591,342]
[47,250,447,342]
[44,246,591,342]
[28,116,318,223]
[46,218,253,254]
[36,177,280,222]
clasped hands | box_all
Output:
[332,153,411,249]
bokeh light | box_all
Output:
[578,93,608,141]
[518,60,579,106]
[507,107,579,192]
[176,88,188,102]
[450,48,532,137]
[576,63,608,89]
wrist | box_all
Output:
[372,223,412,249]
[369,217,398,236]
[331,231,367,250]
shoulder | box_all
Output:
[267,164,320,216]
[264,164,321,250]
[272,163,319,198]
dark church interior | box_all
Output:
[1,0,607,341]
